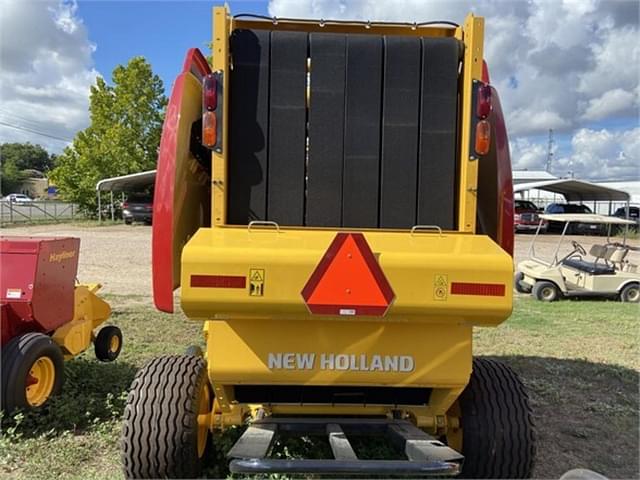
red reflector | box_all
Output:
[191,275,246,289]
[203,74,217,111]
[475,119,491,155]
[202,111,217,147]
[451,282,505,296]
[301,233,395,316]
[476,83,492,119]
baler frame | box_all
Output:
[123,6,534,479]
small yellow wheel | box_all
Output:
[1,332,64,412]
[94,326,123,362]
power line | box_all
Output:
[0,121,73,143]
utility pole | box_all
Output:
[545,129,554,173]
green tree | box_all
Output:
[50,56,167,213]
[0,158,28,195]
[0,142,55,195]
[0,142,55,172]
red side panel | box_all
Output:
[152,49,211,313]
[490,86,514,257]
[0,236,79,345]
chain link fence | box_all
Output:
[0,200,82,225]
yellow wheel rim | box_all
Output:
[196,383,211,458]
[25,356,56,407]
[109,335,120,353]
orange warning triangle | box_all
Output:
[301,233,394,316]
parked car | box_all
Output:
[514,199,547,233]
[612,206,639,232]
[3,193,33,204]
[544,203,607,235]
[122,193,153,225]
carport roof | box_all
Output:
[96,170,156,192]
[514,179,630,202]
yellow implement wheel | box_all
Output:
[25,356,56,407]
[95,325,123,362]
[1,332,64,412]
[196,381,212,458]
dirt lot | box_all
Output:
[4,224,638,298]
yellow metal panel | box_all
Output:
[51,285,111,359]
[206,319,471,386]
[181,227,512,325]
[212,6,231,226]
[457,14,484,232]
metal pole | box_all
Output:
[98,191,101,223]
[110,190,114,221]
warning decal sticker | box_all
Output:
[249,269,265,297]
[433,274,448,301]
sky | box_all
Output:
[0,0,638,181]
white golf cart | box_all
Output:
[515,213,639,302]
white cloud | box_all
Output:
[581,88,638,121]
[0,0,99,152]
[555,128,640,181]
[510,138,550,171]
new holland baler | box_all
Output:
[121,7,535,478]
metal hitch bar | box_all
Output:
[227,417,464,476]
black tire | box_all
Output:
[121,355,211,479]
[458,358,536,478]
[532,280,560,302]
[620,283,639,303]
[514,272,532,294]
[124,218,133,225]
[94,326,123,362]
[1,332,64,412]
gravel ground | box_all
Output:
[3,224,153,297]
[2,224,638,298]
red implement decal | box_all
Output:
[191,275,246,289]
[301,233,394,316]
[451,282,505,297]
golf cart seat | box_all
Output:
[562,258,615,275]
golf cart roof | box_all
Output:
[539,213,636,225]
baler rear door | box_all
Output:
[152,49,211,313]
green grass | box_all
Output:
[1,296,638,479]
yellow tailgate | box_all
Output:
[181,226,512,326]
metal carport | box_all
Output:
[514,178,630,215]
[95,170,156,221]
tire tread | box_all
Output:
[459,357,536,479]
[121,355,207,479]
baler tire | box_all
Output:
[121,355,211,479]
[620,283,639,303]
[94,325,123,362]
[457,358,536,479]
[514,272,532,294]
[1,332,64,412]
[532,280,560,302]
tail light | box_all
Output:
[202,111,217,147]
[514,214,522,221]
[203,74,217,111]
[476,83,492,119]
[122,202,129,209]
[202,72,222,150]
[475,120,491,155]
